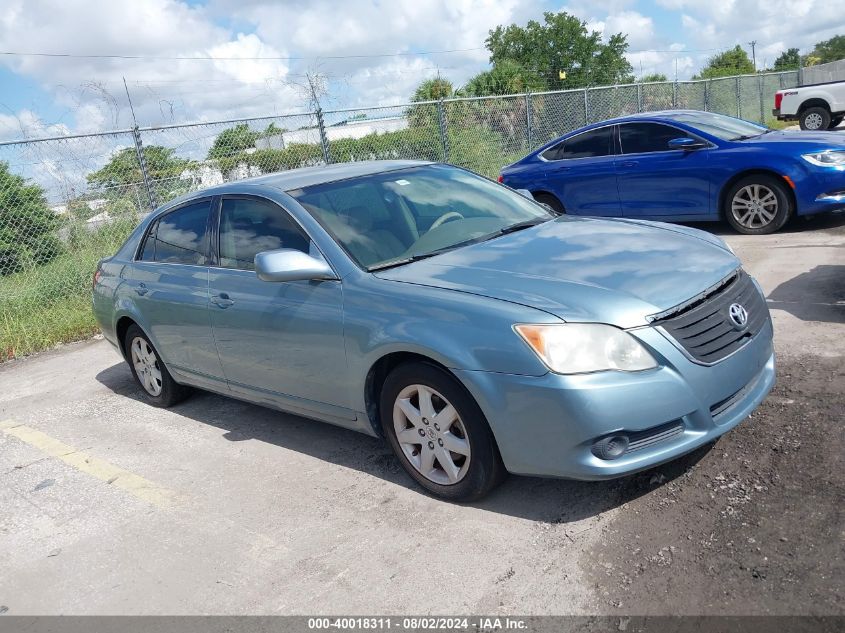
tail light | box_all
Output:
[774,92,783,110]
[497,175,504,183]
[92,266,103,291]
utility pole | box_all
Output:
[748,40,757,71]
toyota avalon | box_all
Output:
[93,161,775,501]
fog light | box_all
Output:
[592,434,629,460]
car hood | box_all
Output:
[374,217,740,328]
[739,130,845,150]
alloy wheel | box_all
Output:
[731,184,779,230]
[804,112,824,130]
[130,336,163,396]
[393,384,471,485]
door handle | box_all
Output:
[135,283,148,296]
[211,293,235,309]
[619,161,638,168]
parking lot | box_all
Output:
[1,214,843,615]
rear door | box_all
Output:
[125,198,224,387]
[542,125,621,216]
[615,122,712,217]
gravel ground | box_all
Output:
[0,212,843,615]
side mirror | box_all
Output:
[668,137,707,151]
[254,248,337,282]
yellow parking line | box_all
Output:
[1,419,176,508]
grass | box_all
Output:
[0,224,132,361]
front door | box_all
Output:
[615,122,712,217]
[208,195,352,420]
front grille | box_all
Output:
[653,269,768,364]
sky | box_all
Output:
[1,0,844,140]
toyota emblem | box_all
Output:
[728,303,748,330]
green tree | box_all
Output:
[462,59,545,96]
[639,73,668,83]
[88,146,191,190]
[485,11,634,89]
[773,48,801,71]
[810,35,845,64]
[207,123,260,160]
[0,161,62,274]
[412,78,454,101]
[695,45,754,79]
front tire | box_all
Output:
[724,175,793,235]
[533,192,565,215]
[799,106,831,131]
[380,362,506,501]
[124,324,191,408]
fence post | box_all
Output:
[703,81,709,111]
[316,108,331,164]
[524,92,533,150]
[637,83,643,113]
[437,99,450,162]
[758,73,765,124]
[132,126,156,210]
[672,80,678,108]
[736,77,742,118]
[583,89,589,124]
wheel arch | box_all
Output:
[363,351,469,438]
[718,169,797,220]
[115,315,139,361]
[798,98,831,113]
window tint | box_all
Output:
[219,197,309,270]
[619,123,693,154]
[150,201,210,265]
[542,126,614,160]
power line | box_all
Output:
[0,47,486,61]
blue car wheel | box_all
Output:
[724,174,793,235]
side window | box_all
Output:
[219,197,310,271]
[619,123,693,154]
[139,219,158,261]
[542,127,614,160]
[151,201,211,265]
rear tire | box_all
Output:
[380,362,506,501]
[723,174,793,235]
[799,106,831,131]
[533,192,565,215]
[124,324,191,408]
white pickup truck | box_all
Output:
[773,80,845,130]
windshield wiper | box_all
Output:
[730,129,772,141]
[493,218,549,236]
[368,242,470,271]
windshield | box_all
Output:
[666,111,769,141]
[287,164,552,270]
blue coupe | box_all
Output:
[94,161,774,501]
[499,110,845,234]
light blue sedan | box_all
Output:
[93,161,775,500]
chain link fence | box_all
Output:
[0,69,805,359]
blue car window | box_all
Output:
[542,126,614,160]
[219,197,309,271]
[151,201,211,265]
[619,123,692,154]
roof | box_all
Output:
[594,110,706,125]
[212,160,431,194]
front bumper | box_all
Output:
[454,318,775,480]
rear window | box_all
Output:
[541,126,614,160]
[138,200,211,265]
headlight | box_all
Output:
[801,150,845,167]
[514,323,658,374]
